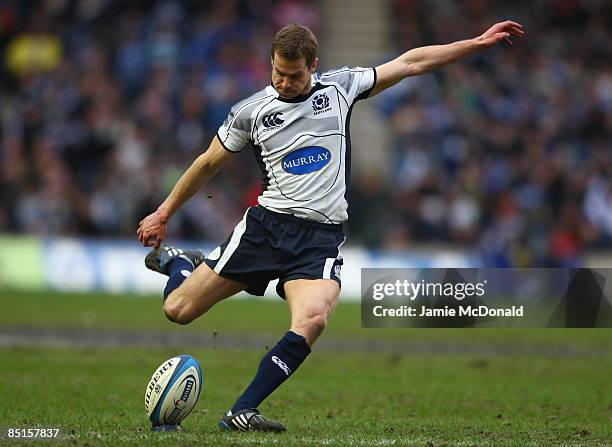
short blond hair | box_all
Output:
[271,24,318,67]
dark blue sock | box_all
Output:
[163,258,194,300]
[231,331,311,413]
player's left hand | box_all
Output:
[478,20,524,47]
[137,210,169,249]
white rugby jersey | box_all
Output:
[217,67,377,224]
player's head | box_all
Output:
[271,24,318,99]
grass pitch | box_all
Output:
[0,291,610,446]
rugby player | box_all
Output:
[137,21,523,432]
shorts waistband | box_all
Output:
[254,206,343,232]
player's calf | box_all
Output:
[285,279,340,346]
[144,245,205,311]
[226,330,311,417]
[291,311,327,345]
[159,262,248,325]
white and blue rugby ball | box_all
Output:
[145,355,203,427]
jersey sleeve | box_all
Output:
[320,67,377,104]
[216,103,252,153]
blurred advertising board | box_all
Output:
[0,236,478,299]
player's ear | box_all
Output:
[310,57,318,72]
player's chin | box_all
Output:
[277,89,298,99]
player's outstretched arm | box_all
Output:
[369,20,524,97]
[137,136,232,248]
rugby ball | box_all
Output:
[145,355,203,427]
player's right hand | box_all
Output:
[477,20,524,47]
[137,210,169,249]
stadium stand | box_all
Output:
[1,0,610,268]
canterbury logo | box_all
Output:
[262,112,284,128]
[271,356,291,376]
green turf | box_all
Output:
[2,290,611,347]
[0,346,610,446]
[0,291,611,446]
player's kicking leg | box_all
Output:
[219,278,339,432]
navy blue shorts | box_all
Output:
[203,205,345,298]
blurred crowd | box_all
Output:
[1,0,610,267]
[349,0,612,267]
[0,0,318,243]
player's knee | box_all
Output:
[163,299,194,325]
[305,312,327,336]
